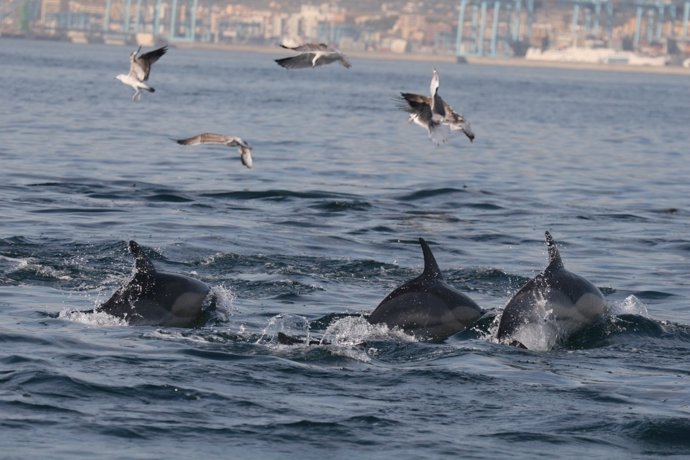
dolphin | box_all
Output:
[368,238,484,341]
[496,231,607,348]
[98,241,213,327]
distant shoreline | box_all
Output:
[3,35,688,76]
[175,41,690,76]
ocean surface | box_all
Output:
[1,38,690,459]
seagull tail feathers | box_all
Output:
[429,122,451,146]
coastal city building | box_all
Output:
[1,0,689,67]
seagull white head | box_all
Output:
[130,46,141,59]
[430,67,440,96]
[240,144,253,169]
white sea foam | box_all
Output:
[200,252,226,266]
[506,321,560,352]
[0,254,26,272]
[207,284,238,322]
[0,255,72,281]
[259,314,312,343]
[58,308,128,327]
[321,315,417,346]
[257,314,419,363]
[608,295,649,317]
[491,295,562,351]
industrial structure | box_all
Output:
[454,0,690,58]
[1,0,689,62]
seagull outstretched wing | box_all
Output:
[175,133,254,169]
[130,46,168,82]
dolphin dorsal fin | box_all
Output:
[419,238,443,280]
[128,240,156,277]
[544,231,564,271]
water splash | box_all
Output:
[255,314,420,362]
[609,295,650,317]
[321,315,416,347]
[0,254,26,272]
[492,292,561,351]
[207,284,238,323]
[506,321,560,352]
[1,255,72,282]
[200,251,228,266]
[259,314,312,344]
[58,308,127,327]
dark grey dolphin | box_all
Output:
[368,238,484,341]
[497,231,607,348]
[98,241,212,327]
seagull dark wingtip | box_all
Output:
[274,58,290,68]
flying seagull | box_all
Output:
[398,68,474,145]
[275,43,351,69]
[174,133,254,169]
[115,45,168,102]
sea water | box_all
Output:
[1,39,690,459]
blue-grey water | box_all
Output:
[1,38,690,458]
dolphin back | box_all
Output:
[496,276,547,340]
[497,232,606,346]
[369,238,483,341]
[98,241,212,327]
